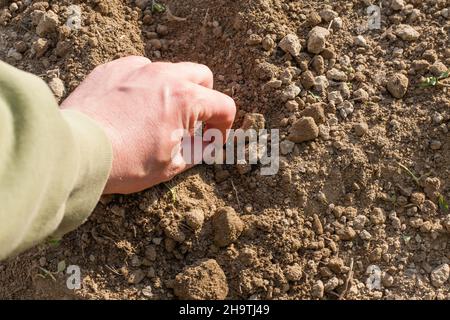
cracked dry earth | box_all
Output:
[1,0,450,300]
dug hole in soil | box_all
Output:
[0,0,449,300]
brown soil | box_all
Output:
[1,0,449,300]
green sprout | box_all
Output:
[151,0,166,13]
[419,70,450,88]
[163,183,177,203]
[396,162,420,186]
[47,238,61,246]
[438,194,449,212]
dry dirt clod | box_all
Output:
[281,84,301,102]
[212,207,244,247]
[354,122,369,137]
[279,33,302,57]
[300,103,326,124]
[430,264,449,288]
[387,73,409,99]
[307,26,330,54]
[395,24,420,41]
[128,269,145,284]
[36,10,59,36]
[285,264,303,281]
[288,117,319,143]
[173,259,228,300]
[241,113,265,131]
[184,209,204,231]
[311,280,324,298]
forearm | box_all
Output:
[0,61,112,261]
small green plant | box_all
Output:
[397,162,420,186]
[438,194,449,212]
[419,70,450,88]
[37,260,66,281]
[163,183,177,203]
[151,0,166,13]
[47,238,61,246]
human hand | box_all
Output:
[61,56,236,194]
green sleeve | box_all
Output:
[0,61,113,261]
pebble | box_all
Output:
[31,38,49,58]
[353,88,369,102]
[280,140,295,155]
[307,11,322,26]
[279,33,302,57]
[359,230,372,241]
[48,77,66,100]
[307,26,330,54]
[128,269,145,284]
[285,264,303,281]
[324,277,339,292]
[241,113,265,131]
[319,9,338,22]
[184,209,204,231]
[354,122,369,136]
[262,36,275,51]
[430,264,449,288]
[300,103,326,124]
[212,207,244,247]
[326,68,347,82]
[395,24,420,41]
[7,48,22,61]
[281,84,301,102]
[300,71,315,89]
[36,10,59,36]
[311,280,324,298]
[370,207,386,225]
[174,259,228,300]
[331,17,343,30]
[328,91,343,106]
[288,117,319,143]
[314,75,329,92]
[430,62,448,76]
[430,140,442,150]
[9,2,18,13]
[391,0,405,11]
[354,35,368,47]
[387,73,409,98]
[432,112,443,125]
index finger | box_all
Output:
[170,62,214,89]
[190,84,237,143]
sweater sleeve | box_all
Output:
[0,61,113,261]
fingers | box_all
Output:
[189,83,237,143]
[149,62,214,89]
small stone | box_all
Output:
[331,17,343,30]
[279,33,302,57]
[430,140,442,150]
[241,113,265,131]
[410,192,425,205]
[288,117,319,143]
[48,77,66,100]
[281,84,301,102]
[430,264,449,288]
[387,73,409,98]
[391,0,405,11]
[307,26,330,54]
[353,88,369,102]
[311,55,325,74]
[307,11,322,26]
[354,122,369,136]
[326,68,347,82]
[300,103,326,124]
[354,35,368,47]
[311,280,324,298]
[280,140,295,155]
[285,100,298,112]
[370,207,386,225]
[285,264,303,281]
[36,11,59,36]
[336,226,356,240]
[7,48,22,61]
[128,269,145,284]
[212,207,244,247]
[9,2,19,12]
[262,36,275,51]
[300,71,315,89]
[382,274,394,287]
[395,24,420,41]
[359,230,372,241]
[314,76,329,92]
[319,9,338,22]
[430,62,448,76]
[328,91,343,106]
[247,34,262,46]
[144,245,157,261]
[324,277,339,292]
[174,259,228,300]
[184,209,204,231]
[31,38,49,58]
